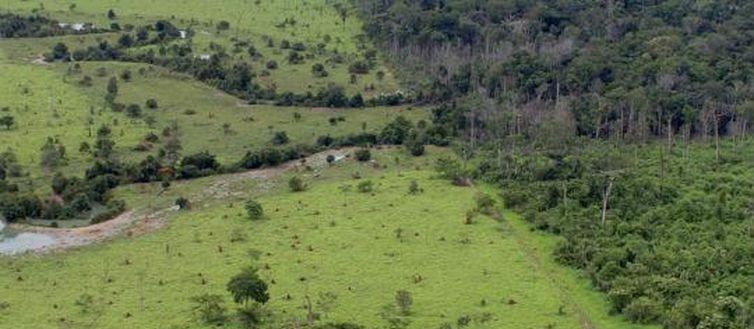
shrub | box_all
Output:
[348,60,370,74]
[266,60,278,69]
[145,98,158,109]
[408,180,422,195]
[245,200,264,220]
[357,180,374,193]
[326,155,335,164]
[288,176,306,192]
[126,104,142,118]
[475,193,496,215]
[175,197,190,210]
[355,149,371,162]
[271,131,289,145]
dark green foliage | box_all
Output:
[348,60,369,74]
[51,42,69,60]
[125,104,142,118]
[0,13,105,38]
[179,151,219,179]
[145,98,158,109]
[245,200,264,220]
[312,63,328,77]
[216,20,230,31]
[271,131,289,145]
[175,197,190,210]
[94,125,115,159]
[379,116,413,144]
[354,149,371,162]
[476,144,754,328]
[0,115,14,129]
[227,267,269,306]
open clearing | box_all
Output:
[0,148,653,329]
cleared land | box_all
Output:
[0,148,655,329]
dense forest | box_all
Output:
[356,0,754,144]
[354,1,754,328]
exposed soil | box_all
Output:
[4,148,360,255]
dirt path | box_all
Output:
[5,148,359,254]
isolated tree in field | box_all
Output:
[245,200,264,220]
[146,98,158,109]
[126,104,142,118]
[190,294,227,325]
[227,267,269,306]
[289,176,306,192]
[0,115,14,129]
[175,197,190,210]
[107,9,117,20]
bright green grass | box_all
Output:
[3,0,360,49]
[1,0,400,94]
[0,59,426,190]
[0,149,654,329]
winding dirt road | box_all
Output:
[5,148,359,254]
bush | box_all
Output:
[145,98,158,109]
[126,104,142,118]
[326,155,335,164]
[355,149,371,162]
[475,193,496,215]
[348,60,370,74]
[271,131,289,145]
[266,60,278,69]
[175,197,190,210]
[357,180,374,193]
[288,176,306,192]
[245,200,264,220]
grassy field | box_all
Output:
[0,0,400,95]
[0,148,655,329]
[0,58,425,190]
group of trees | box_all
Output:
[0,13,105,38]
[351,1,754,327]
[356,0,754,145]
[455,143,754,328]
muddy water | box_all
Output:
[0,221,58,255]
